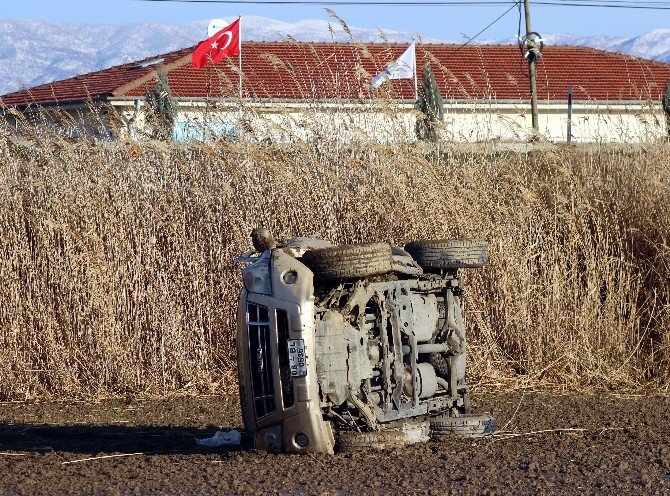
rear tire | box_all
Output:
[301,243,393,281]
[430,413,496,438]
[404,239,489,270]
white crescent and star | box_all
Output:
[211,31,233,50]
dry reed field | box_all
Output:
[1,127,670,400]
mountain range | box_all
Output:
[1,17,669,97]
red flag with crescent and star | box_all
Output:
[192,19,240,69]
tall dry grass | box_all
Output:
[1,130,670,400]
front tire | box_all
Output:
[337,421,430,452]
[301,243,393,281]
[337,430,409,452]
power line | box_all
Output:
[450,1,520,51]
[554,0,669,2]
[137,0,526,5]
[137,0,670,8]
[536,0,670,8]
[549,0,670,3]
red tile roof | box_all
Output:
[2,42,669,107]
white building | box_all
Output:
[1,42,669,142]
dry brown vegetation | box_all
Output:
[1,126,670,399]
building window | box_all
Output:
[173,119,237,141]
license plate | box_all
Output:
[287,339,307,377]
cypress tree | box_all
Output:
[415,65,444,141]
[664,79,670,139]
[145,70,179,140]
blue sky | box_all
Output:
[3,1,668,40]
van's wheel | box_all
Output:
[337,421,429,452]
[404,239,489,270]
[337,431,409,452]
[337,430,409,452]
[301,243,393,281]
[430,413,496,439]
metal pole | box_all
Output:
[237,14,243,141]
[567,86,573,143]
[412,40,418,101]
[524,0,539,133]
[238,14,242,100]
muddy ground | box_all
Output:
[0,391,668,495]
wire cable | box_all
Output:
[136,0,670,8]
[535,1,670,8]
[137,0,524,4]
[448,0,521,53]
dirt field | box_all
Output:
[0,391,668,495]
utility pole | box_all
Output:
[523,0,539,133]
[567,86,573,143]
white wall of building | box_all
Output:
[108,98,669,143]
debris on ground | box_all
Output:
[196,430,242,447]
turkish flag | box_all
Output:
[192,19,240,69]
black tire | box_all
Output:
[404,239,489,270]
[301,243,393,281]
[430,413,496,438]
[337,430,409,452]
[427,344,450,375]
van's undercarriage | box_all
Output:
[236,232,494,454]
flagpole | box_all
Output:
[412,38,418,101]
[237,14,244,141]
[238,14,242,100]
